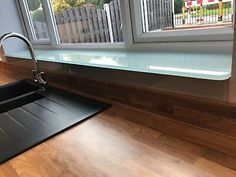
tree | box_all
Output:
[65,0,85,7]
[84,0,112,8]
[27,0,41,11]
[32,9,44,22]
[174,0,183,14]
[52,0,84,13]
[52,0,112,13]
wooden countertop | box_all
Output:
[0,68,235,177]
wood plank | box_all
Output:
[85,5,95,43]
[0,65,236,176]
[0,162,19,177]
[33,22,48,39]
[146,0,151,31]
[73,7,85,43]
[97,9,105,42]
[62,10,73,43]
[55,13,67,43]
[102,8,110,42]
[150,0,154,30]
[152,0,157,29]
[109,1,118,42]
[68,8,79,43]
[80,6,91,43]
[114,0,122,42]
[108,104,236,157]
[91,6,100,42]
[1,62,236,159]
[0,96,235,176]
[172,105,236,137]
[195,158,236,177]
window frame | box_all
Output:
[18,0,132,49]
[130,0,234,43]
[18,0,51,44]
[17,0,234,50]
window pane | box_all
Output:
[140,0,233,33]
[26,0,50,40]
[51,0,123,43]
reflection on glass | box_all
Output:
[27,0,50,40]
[62,52,128,67]
[149,66,228,76]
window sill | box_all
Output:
[4,49,232,81]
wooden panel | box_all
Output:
[172,105,236,137]
[52,1,123,43]
[107,104,236,158]
[1,62,236,158]
[85,5,95,43]
[62,10,73,43]
[0,69,235,175]
[114,0,122,42]
[0,91,235,176]
[102,9,110,42]
[91,7,100,42]
[73,7,85,43]
[109,1,118,42]
[33,22,48,39]
[97,9,105,42]
[80,6,91,42]
[68,8,79,43]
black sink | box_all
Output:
[0,80,44,113]
[0,79,109,164]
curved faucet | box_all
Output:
[0,32,47,87]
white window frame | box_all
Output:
[130,0,234,43]
[17,0,132,50]
[17,0,234,50]
[18,0,51,45]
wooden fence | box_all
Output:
[33,22,49,39]
[141,0,173,32]
[33,0,174,41]
[54,0,122,43]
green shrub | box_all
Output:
[27,0,41,11]
[223,2,231,8]
[174,0,182,14]
[32,9,44,22]
[85,0,112,8]
[206,4,218,10]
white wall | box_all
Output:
[0,0,25,53]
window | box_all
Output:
[140,0,233,33]
[51,0,123,44]
[18,0,234,48]
[19,0,50,41]
[19,0,125,47]
[131,0,234,42]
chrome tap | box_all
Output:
[0,32,47,87]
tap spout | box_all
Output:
[0,32,47,87]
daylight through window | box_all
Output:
[26,0,50,40]
[50,0,123,44]
[20,0,234,46]
[140,0,233,33]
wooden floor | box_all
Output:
[0,72,236,177]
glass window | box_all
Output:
[140,0,233,33]
[50,0,123,43]
[18,0,234,47]
[26,0,50,40]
